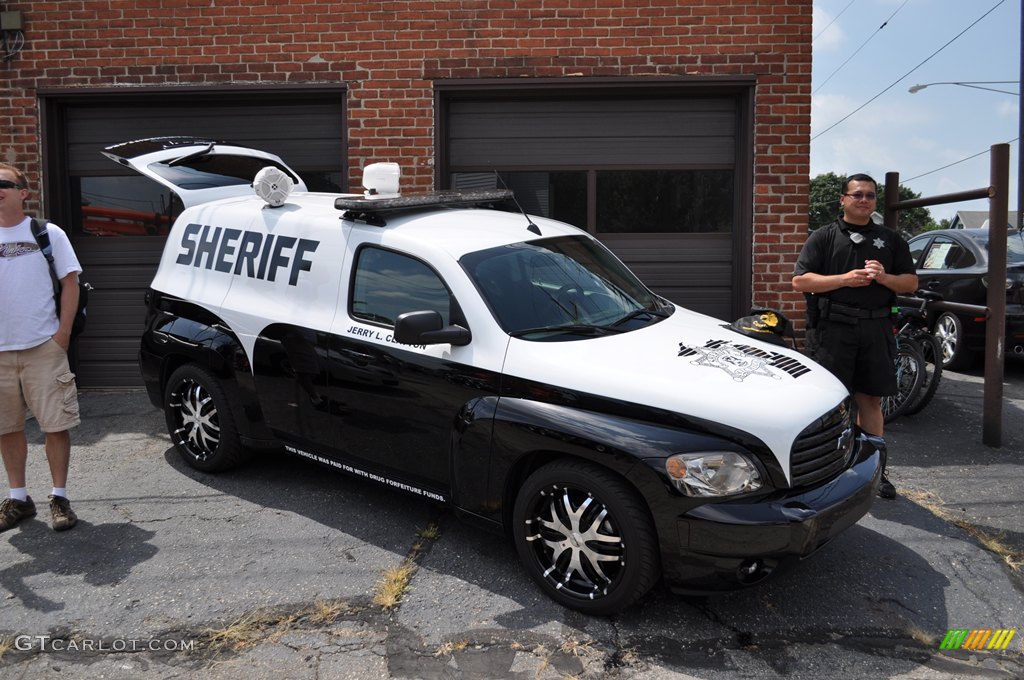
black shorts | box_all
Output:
[812,318,896,396]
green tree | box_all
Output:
[808,172,845,230]
[808,173,938,236]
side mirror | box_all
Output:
[394,310,471,347]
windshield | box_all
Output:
[461,235,669,338]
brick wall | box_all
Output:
[2,0,812,321]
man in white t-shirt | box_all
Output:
[0,163,82,532]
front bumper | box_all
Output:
[660,443,880,592]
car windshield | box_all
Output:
[461,235,670,338]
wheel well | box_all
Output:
[159,352,229,397]
[499,450,651,538]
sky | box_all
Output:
[811,0,1020,224]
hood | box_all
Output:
[501,307,849,476]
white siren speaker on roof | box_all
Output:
[253,166,294,207]
[362,162,401,198]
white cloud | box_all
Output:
[997,99,1019,120]
[812,5,845,52]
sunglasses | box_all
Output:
[843,192,877,201]
[0,180,25,190]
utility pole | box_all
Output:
[1018,0,1023,230]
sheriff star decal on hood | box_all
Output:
[678,339,811,382]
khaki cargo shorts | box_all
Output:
[0,339,81,434]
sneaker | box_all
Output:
[0,496,37,532]
[49,495,77,531]
[877,473,897,500]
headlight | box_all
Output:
[665,452,763,497]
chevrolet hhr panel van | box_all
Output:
[119,140,881,614]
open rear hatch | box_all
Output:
[103,136,307,209]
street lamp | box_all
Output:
[908,79,1022,232]
[907,81,1018,95]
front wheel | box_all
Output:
[882,339,925,423]
[512,459,660,615]
[164,364,247,472]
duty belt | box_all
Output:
[821,300,892,324]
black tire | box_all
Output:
[903,332,942,415]
[882,339,925,423]
[934,312,974,371]
[512,459,660,615]
[164,364,247,472]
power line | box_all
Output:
[812,0,910,95]
[811,0,1008,141]
[903,137,1019,182]
[812,0,857,44]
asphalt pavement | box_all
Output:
[0,358,1022,679]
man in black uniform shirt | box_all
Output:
[792,174,918,499]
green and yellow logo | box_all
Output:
[940,629,1017,651]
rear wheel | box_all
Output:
[882,339,925,423]
[934,312,974,371]
[903,332,942,415]
[164,364,247,472]
[512,459,660,615]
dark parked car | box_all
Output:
[907,228,1024,369]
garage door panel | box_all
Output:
[449,137,735,166]
[78,290,148,337]
[451,111,736,139]
[655,289,732,319]
[67,102,344,174]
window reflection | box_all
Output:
[351,247,453,326]
[452,169,733,233]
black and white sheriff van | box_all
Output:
[114,138,881,615]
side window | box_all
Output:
[947,240,975,268]
[350,247,452,327]
[922,237,971,270]
[908,238,929,267]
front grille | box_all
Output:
[789,399,854,489]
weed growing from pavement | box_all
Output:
[0,637,13,661]
[201,599,362,653]
[904,489,1024,571]
[373,562,416,610]
[307,598,350,625]
[372,520,442,610]
[419,522,441,541]
[204,609,298,652]
[908,625,936,646]
[433,639,469,657]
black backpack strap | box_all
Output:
[30,217,63,309]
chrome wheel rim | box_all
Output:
[934,315,958,364]
[523,483,626,601]
[170,378,220,462]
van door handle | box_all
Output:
[341,349,375,364]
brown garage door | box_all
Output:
[42,88,347,388]
[438,82,753,321]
